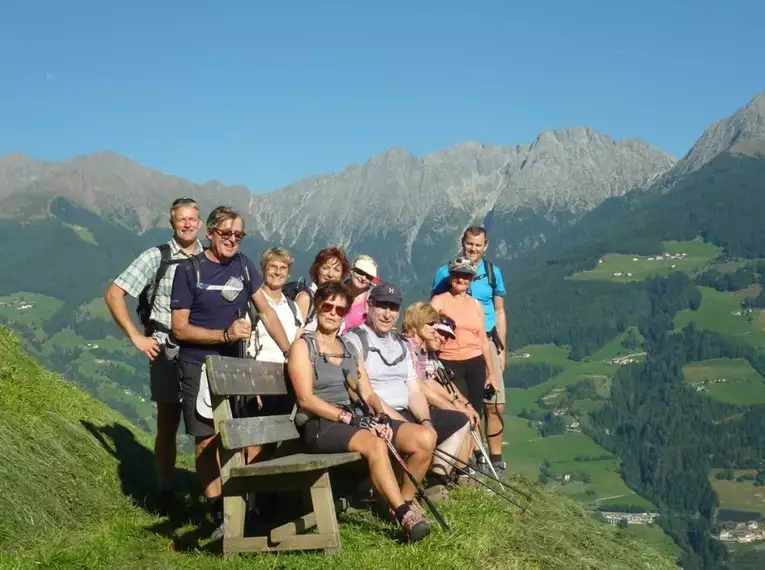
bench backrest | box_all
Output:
[204,355,299,451]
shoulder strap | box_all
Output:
[349,326,407,366]
[190,254,202,287]
[301,332,321,381]
[237,253,258,323]
[338,335,360,375]
[146,244,173,316]
[484,259,497,296]
[348,326,371,361]
[286,297,302,328]
[305,284,316,322]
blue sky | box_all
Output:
[0,0,763,193]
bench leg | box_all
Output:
[223,493,246,557]
[309,471,341,554]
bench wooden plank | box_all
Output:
[269,497,349,543]
[206,355,288,396]
[220,415,300,449]
[223,534,338,555]
[229,452,362,478]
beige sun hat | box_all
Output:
[353,255,378,279]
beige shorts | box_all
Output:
[485,347,506,405]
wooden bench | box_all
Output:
[204,355,362,556]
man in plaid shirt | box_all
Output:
[104,197,203,513]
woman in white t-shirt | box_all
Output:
[249,247,305,362]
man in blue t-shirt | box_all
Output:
[171,205,290,538]
[431,225,508,472]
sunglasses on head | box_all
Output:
[172,196,197,207]
[214,228,246,242]
[319,301,349,317]
[353,267,375,281]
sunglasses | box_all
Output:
[214,228,246,242]
[319,301,349,318]
[353,267,375,281]
[172,196,197,207]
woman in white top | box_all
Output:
[249,247,305,362]
[296,246,351,333]
[244,247,305,464]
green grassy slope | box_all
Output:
[0,326,675,569]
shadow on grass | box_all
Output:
[80,420,220,553]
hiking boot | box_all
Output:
[492,459,507,473]
[476,455,492,475]
[400,507,430,542]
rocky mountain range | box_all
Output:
[0,126,678,291]
[1,92,763,292]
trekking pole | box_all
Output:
[431,361,505,488]
[432,449,529,512]
[343,371,452,534]
[470,430,504,490]
[232,308,247,418]
[432,446,531,502]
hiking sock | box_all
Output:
[489,454,502,464]
[427,473,450,487]
[394,503,412,523]
[208,496,223,521]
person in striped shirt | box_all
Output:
[104,197,203,514]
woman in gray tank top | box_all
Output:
[287,282,431,542]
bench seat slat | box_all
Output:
[205,355,288,396]
[220,415,300,449]
[230,452,362,477]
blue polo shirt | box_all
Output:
[171,252,262,365]
[431,259,506,332]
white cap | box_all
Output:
[353,257,378,278]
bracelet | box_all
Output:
[282,348,290,358]
[338,410,352,424]
[420,418,433,425]
[223,329,231,343]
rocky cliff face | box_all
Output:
[0,126,677,289]
[660,93,765,186]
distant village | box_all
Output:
[597,251,689,278]
[0,300,35,310]
[601,511,660,526]
[718,521,765,544]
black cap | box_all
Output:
[368,282,403,306]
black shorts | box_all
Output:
[300,416,406,454]
[399,407,469,445]
[440,356,486,417]
[178,360,215,438]
[149,350,182,404]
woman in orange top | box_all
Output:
[430,257,501,420]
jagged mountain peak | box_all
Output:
[665,91,765,181]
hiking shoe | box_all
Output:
[210,501,225,541]
[400,507,430,542]
[492,459,507,473]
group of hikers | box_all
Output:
[104,196,509,543]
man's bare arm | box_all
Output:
[104,282,159,360]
